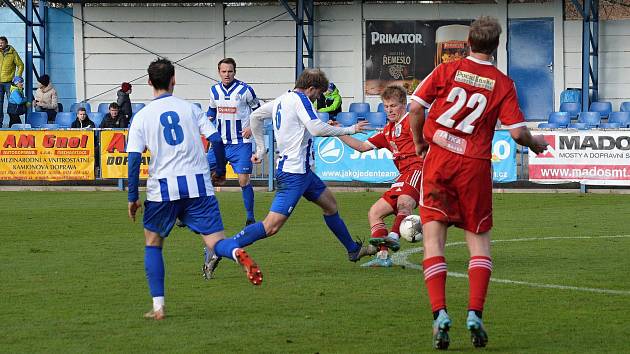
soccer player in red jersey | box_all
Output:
[408,16,548,349]
[338,85,423,267]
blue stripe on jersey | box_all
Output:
[159,178,170,201]
[305,138,312,170]
[196,174,207,197]
[247,86,257,99]
[226,80,241,96]
[277,155,288,172]
[238,85,248,95]
[235,120,243,144]
[211,86,219,100]
[295,92,318,120]
[207,106,217,118]
[225,119,232,143]
[177,176,189,199]
[217,120,222,136]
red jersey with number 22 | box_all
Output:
[411,56,526,160]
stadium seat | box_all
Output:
[599,122,621,129]
[98,103,110,114]
[366,111,387,128]
[547,111,571,127]
[131,103,145,114]
[559,102,581,118]
[12,124,31,129]
[537,122,559,129]
[568,122,589,130]
[376,103,385,112]
[90,112,105,128]
[608,111,630,128]
[589,101,612,118]
[70,102,92,113]
[621,102,630,112]
[348,103,370,120]
[55,112,75,128]
[577,111,601,128]
[43,123,59,129]
[26,111,48,128]
[336,112,358,127]
[317,112,330,123]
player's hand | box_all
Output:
[212,171,226,186]
[414,141,429,157]
[328,120,340,126]
[353,120,370,133]
[242,127,252,139]
[530,135,549,155]
[251,154,262,164]
[128,200,142,222]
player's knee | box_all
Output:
[368,205,381,220]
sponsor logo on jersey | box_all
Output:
[454,70,495,91]
[218,106,237,114]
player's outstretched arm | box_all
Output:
[338,134,373,152]
[250,101,273,161]
[127,152,143,221]
[509,126,548,154]
[305,118,359,137]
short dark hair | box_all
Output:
[77,107,87,115]
[0,36,7,43]
[468,16,502,55]
[38,74,50,87]
[381,85,407,106]
[294,69,329,91]
[147,58,175,91]
[109,102,119,109]
[218,58,236,70]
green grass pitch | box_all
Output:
[1,190,629,353]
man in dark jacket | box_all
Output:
[100,102,128,128]
[71,107,95,129]
[117,82,132,121]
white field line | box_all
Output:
[363,234,630,296]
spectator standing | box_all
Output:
[7,76,27,127]
[0,36,24,126]
[316,82,342,119]
[71,107,95,129]
[117,82,132,121]
[34,74,59,123]
[100,102,128,128]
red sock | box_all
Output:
[391,212,409,235]
[423,256,447,313]
[468,256,493,312]
[370,222,388,239]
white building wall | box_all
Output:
[74,2,630,113]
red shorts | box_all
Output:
[419,145,493,233]
[382,168,421,212]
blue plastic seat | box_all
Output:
[568,122,589,130]
[599,122,621,129]
[589,101,612,118]
[538,122,559,129]
[317,112,330,123]
[55,112,75,128]
[43,123,59,129]
[577,111,601,128]
[621,102,630,112]
[12,124,31,129]
[366,111,387,129]
[26,111,48,128]
[608,111,630,128]
[70,102,92,113]
[90,112,105,128]
[559,102,581,118]
[547,112,570,127]
[376,103,385,112]
[336,112,358,127]
[348,103,370,120]
[98,103,110,114]
[131,103,145,114]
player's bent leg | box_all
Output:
[367,199,397,250]
[144,230,166,320]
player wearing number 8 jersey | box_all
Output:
[127,58,263,321]
[408,17,548,349]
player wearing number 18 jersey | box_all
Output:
[409,17,548,349]
[127,59,263,321]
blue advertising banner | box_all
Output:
[314,131,398,183]
[314,130,517,183]
[491,130,517,183]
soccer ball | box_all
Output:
[399,215,423,243]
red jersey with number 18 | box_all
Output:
[411,56,527,160]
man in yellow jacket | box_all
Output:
[0,37,24,126]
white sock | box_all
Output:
[231,248,239,262]
[153,296,165,312]
[388,232,400,240]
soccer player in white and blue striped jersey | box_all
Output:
[207,58,260,226]
[203,69,378,280]
[127,58,263,320]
